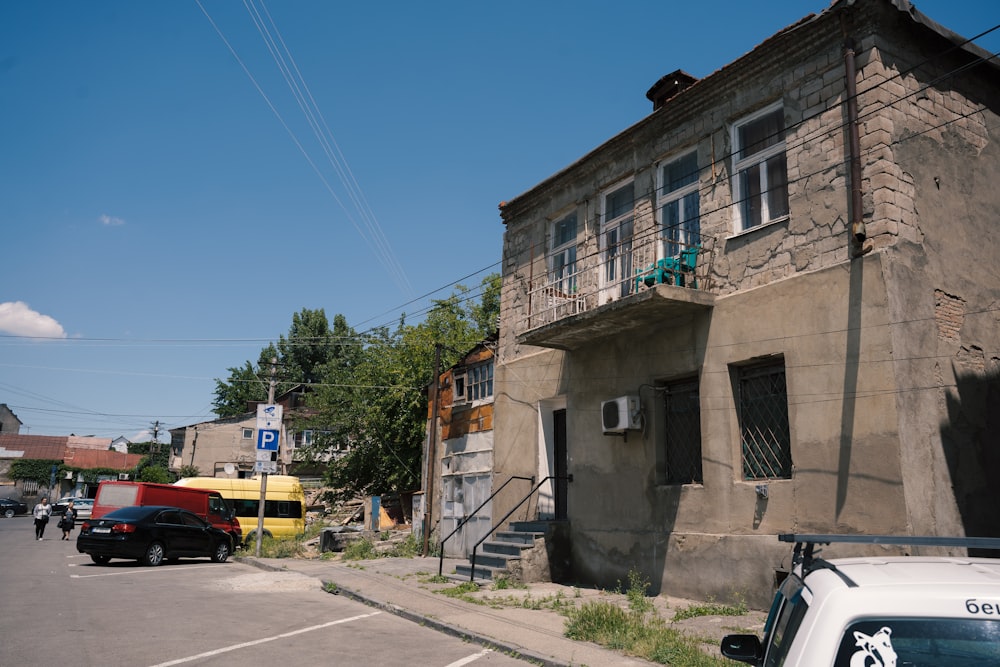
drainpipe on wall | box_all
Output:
[843,37,871,258]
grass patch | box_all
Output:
[437,581,483,604]
[491,573,527,591]
[565,601,732,666]
[341,537,379,560]
[624,569,654,613]
[672,595,748,622]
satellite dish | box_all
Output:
[224,463,235,475]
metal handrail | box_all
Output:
[467,474,573,582]
[437,475,533,577]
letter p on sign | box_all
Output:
[257,429,279,451]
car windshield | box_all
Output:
[834,618,1000,667]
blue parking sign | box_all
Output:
[257,429,279,451]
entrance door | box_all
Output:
[553,408,568,520]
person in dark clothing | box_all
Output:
[60,501,77,540]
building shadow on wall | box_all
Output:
[941,363,1000,551]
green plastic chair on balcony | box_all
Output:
[635,263,665,291]
[658,246,700,287]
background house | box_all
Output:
[493,0,1000,606]
[0,433,142,499]
[0,404,22,435]
[424,340,497,558]
[169,386,336,480]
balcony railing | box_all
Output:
[520,228,708,334]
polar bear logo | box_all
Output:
[850,626,896,667]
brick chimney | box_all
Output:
[645,70,698,111]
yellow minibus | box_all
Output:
[173,475,306,542]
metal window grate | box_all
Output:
[663,380,702,484]
[738,362,791,479]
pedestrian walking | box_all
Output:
[33,497,52,540]
[60,501,77,540]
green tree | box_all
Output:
[314,274,500,500]
[212,345,277,418]
[213,275,500,501]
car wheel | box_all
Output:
[245,530,272,545]
[3,509,13,519]
[142,542,165,567]
[90,554,110,565]
[212,541,231,563]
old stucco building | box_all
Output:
[493,0,1000,605]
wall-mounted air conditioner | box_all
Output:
[118,473,130,481]
[601,395,641,434]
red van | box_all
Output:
[92,481,242,546]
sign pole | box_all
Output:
[255,360,278,558]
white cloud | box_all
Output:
[0,301,67,338]
[100,214,125,226]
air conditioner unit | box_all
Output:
[118,473,130,481]
[601,395,641,434]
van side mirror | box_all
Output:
[720,634,763,664]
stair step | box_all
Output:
[472,552,515,569]
[495,531,542,545]
[483,540,532,557]
[455,563,501,581]
[510,520,552,533]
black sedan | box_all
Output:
[0,498,29,518]
[77,505,233,566]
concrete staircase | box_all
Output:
[454,520,549,581]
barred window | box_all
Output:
[659,378,702,485]
[736,359,792,479]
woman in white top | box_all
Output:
[33,497,51,540]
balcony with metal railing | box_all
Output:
[515,228,716,351]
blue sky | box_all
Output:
[1,0,997,442]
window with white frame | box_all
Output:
[550,212,578,294]
[467,361,493,402]
[600,181,635,303]
[658,151,700,258]
[242,428,253,440]
[453,373,466,406]
[733,105,789,231]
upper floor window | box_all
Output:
[550,212,578,294]
[600,180,635,304]
[658,151,701,258]
[733,105,789,231]
[452,360,494,406]
[467,361,494,402]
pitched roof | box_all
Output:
[0,434,69,460]
[64,448,143,471]
[66,436,113,450]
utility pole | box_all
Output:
[149,420,162,454]
[422,343,442,557]
[255,358,278,558]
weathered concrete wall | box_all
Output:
[495,0,1000,607]
[556,258,909,606]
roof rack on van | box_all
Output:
[778,534,1000,572]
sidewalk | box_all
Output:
[240,554,765,666]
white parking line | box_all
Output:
[147,611,382,666]
[444,649,493,666]
[71,564,219,578]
